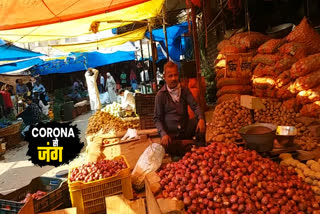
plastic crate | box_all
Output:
[135,93,156,115]
[139,114,156,130]
[0,200,24,214]
[68,155,133,214]
[0,177,71,214]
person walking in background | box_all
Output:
[85,68,101,111]
[120,71,127,89]
[100,73,105,93]
[106,72,117,103]
[130,69,137,82]
[130,69,138,92]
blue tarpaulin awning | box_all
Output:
[34,51,135,75]
[0,43,44,61]
[0,57,43,74]
[146,22,190,63]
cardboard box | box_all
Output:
[105,195,146,214]
[145,173,185,214]
[38,207,77,214]
[240,95,265,110]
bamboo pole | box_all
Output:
[148,22,158,92]
[139,40,144,61]
[191,3,205,110]
[162,6,169,60]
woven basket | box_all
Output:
[0,121,22,137]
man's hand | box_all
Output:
[196,119,206,134]
[161,135,171,148]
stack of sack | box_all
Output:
[290,54,320,118]
[251,38,287,98]
[215,32,270,103]
[251,17,320,114]
[285,17,320,117]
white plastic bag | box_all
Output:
[131,143,165,190]
[121,128,137,141]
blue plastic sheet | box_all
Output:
[0,43,43,61]
[34,51,135,75]
[145,22,190,63]
[0,57,43,74]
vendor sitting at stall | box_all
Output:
[16,79,29,97]
[67,89,81,102]
[33,92,49,115]
[33,79,48,105]
[154,61,205,156]
[17,96,41,126]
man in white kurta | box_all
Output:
[85,68,101,111]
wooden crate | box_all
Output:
[145,176,162,214]
[145,173,185,214]
[39,207,77,214]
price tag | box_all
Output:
[226,53,253,76]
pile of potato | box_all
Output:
[280,153,320,195]
[86,111,139,135]
[253,98,320,151]
[254,98,299,126]
[294,135,319,151]
[206,97,253,143]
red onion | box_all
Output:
[157,143,320,213]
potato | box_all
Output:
[297,172,305,180]
[311,163,320,172]
[307,160,317,167]
[311,186,320,195]
[305,177,313,184]
[207,97,253,143]
[279,153,293,160]
[315,172,320,180]
[297,163,308,170]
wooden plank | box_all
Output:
[145,176,162,214]
[156,198,184,214]
[297,147,320,161]
[38,207,77,214]
[105,195,146,214]
[86,129,158,140]
[145,175,185,214]
[18,199,34,214]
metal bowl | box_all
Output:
[266,23,294,38]
[239,123,277,152]
[276,126,297,136]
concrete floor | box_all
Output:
[0,112,92,194]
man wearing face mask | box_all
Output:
[154,61,205,155]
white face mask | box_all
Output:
[167,83,181,103]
